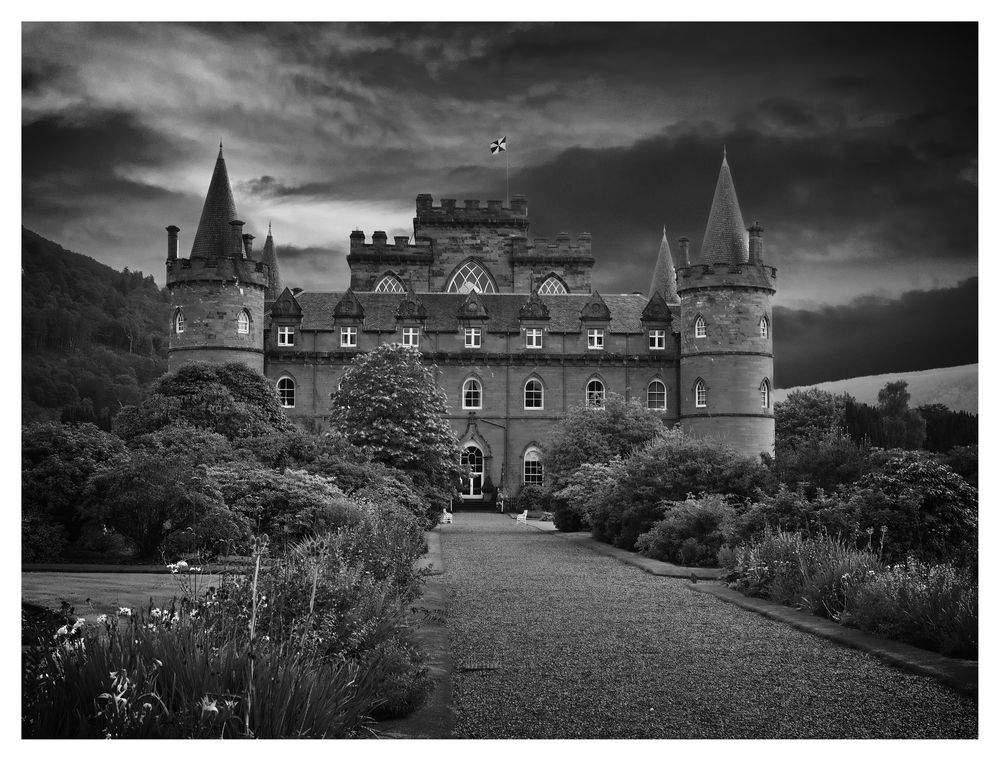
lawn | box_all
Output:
[22,571,224,620]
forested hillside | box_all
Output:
[21,228,170,426]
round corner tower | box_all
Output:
[165,147,269,374]
[677,153,777,459]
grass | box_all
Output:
[22,571,224,619]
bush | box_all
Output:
[516,484,547,514]
[590,430,768,550]
[551,458,623,533]
[731,484,859,547]
[725,531,978,658]
[635,494,735,567]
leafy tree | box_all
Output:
[542,393,664,491]
[550,458,626,532]
[21,422,128,558]
[590,429,770,550]
[877,381,926,450]
[918,403,978,453]
[772,427,871,496]
[86,452,249,560]
[115,362,294,442]
[843,451,977,566]
[774,388,846,450]
[329,344,463,509]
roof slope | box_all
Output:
[190,146,238,260]
[699,153,749,265]
[649,226,679,302]
[292,292,666,334]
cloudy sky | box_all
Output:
[21,21,978,385]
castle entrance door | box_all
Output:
[461,445,484,499]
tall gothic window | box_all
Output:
[586,379,606,407]
[647,380,667,410]
[694,315,707,338]
[523,447,544,485]
[760,378,771,409]
[538,276,568,295]
[277,376,295,408]
[695,379,707,408]
[462,378,482,409]
[375,274,405,293]
[174,308,185,335]
[759,315,770,339]
[447,261,497,294]
[524,378,543,409]
[237,309,250,335]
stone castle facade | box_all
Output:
[165,147,777,506]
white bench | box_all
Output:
[516,510,528,525]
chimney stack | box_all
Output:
[242,233,255,259]
[748,222,764,264]
[166,225,180,260]
[678,237,691,266]
[230,220,245,258]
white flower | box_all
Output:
[151,608,162,617]
[118,607,133,616]
[97,614,108,624]
[72,618,85,630]
[55,625,69,637]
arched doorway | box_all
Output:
[461,445,485,499]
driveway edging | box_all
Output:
[530,518,978,700]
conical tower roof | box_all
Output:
[699,151,749,265]
[261,222,282,300]
[649,226,679,303]
[190,145,238,260]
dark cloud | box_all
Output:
[774,278,977,387]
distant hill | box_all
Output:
[21,227,170,425]
[774,364,978,414]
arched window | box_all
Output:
[538,276,568,295]
[586,379,606,407]
[461,445,485,498]
[647,380,667,410]
[759,315,770,339]
[174,308,185,335]
[524,378,544,409]
[760,378,771,409]
[523,447,544,485]
[277,376,295,408]
[462,378,482,409]
[237,309,250,335]
[447,261,497,294]
[695,379,707,408]
[694,315,707,338]
[374,274,405,293]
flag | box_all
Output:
[490,136,506,155]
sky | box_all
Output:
[20,20,980,386]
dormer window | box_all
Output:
[648,329,665,350]
[237,309,250,335]
[759,316,770,339]
[341,327,357,347]
[525,329,543,349]
[403,327,420,347]
[587,329,604,350]
[694,316,707,339]
[174,308,185,335]
[278,326,294,346]
[465,327,482,348]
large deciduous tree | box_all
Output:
[542,393,664,491]
[329,344,463,510]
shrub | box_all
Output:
[726,531,978,658]
[731,484,859,547]
[516,484,547,514]
[635,494,735,567]
[590,429,768,550]
[551,458,624,533]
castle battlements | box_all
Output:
[414,193,529,225]
[166,255,270,288]
[348,230,434,260]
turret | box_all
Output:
[676,152,777,458]
[649,226,679,303]
[260,222,282,301]
[164,145,268,373]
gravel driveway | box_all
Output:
[440,513,977,739]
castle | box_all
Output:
[165,147,777,506]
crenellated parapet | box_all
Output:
[415,193,529,226]
[676,262,777,294]
[347,230,434,262]
[511,232,594,263]
[166,255,271,289]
